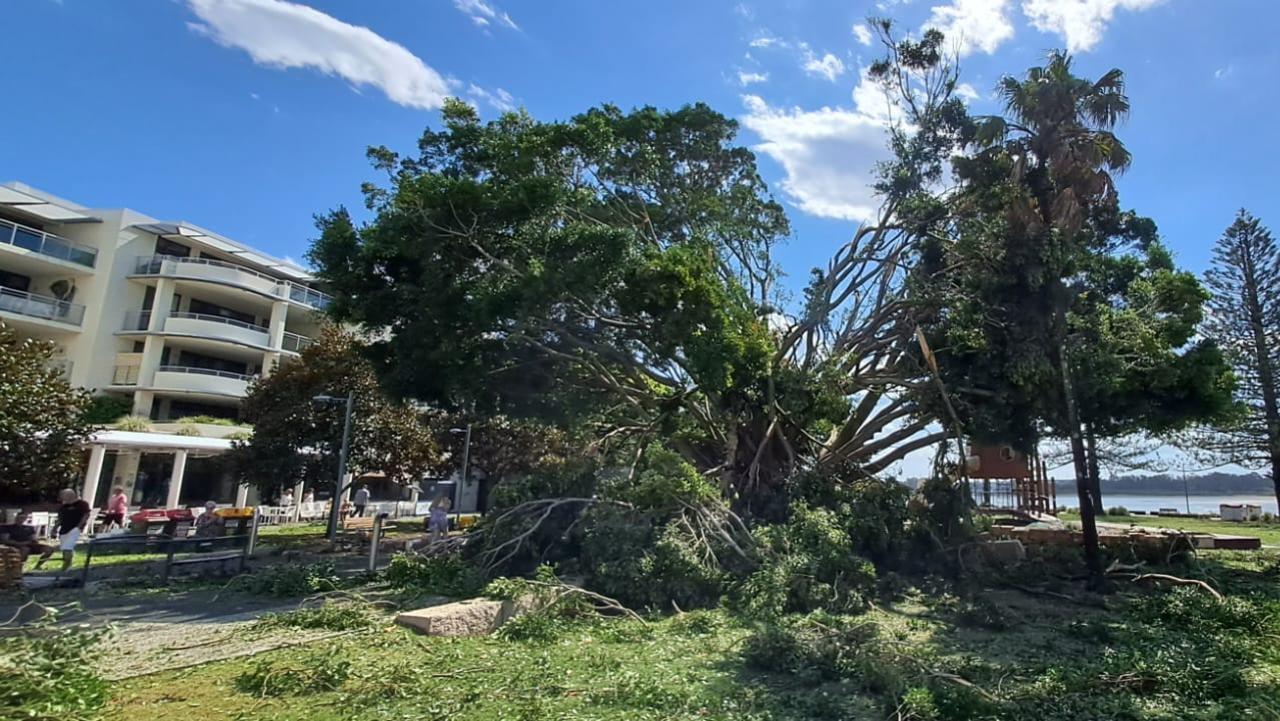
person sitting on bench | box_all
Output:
[194,501,225,538]
[0,511,54,564]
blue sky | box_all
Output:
[2,0,1275,286]
[2,0,1276,479]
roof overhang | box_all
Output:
[86,430,233,454]
[132,221,315,281]
[0,183,101,224]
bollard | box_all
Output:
[368,512,388,572]
[247,509,261,558]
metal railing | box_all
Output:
[169,311,269,333]
[132,255,332,310]
[281,330,314,353]
[112,365,140,386]
[155,365,255,382]
[0,286,85,325]
[0,218,97,268]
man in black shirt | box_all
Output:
[35,489,91,571]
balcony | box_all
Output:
[123,310,273,349]
[132,255,332,310]
[0,218,97,268]
[153,365,254,399]
[0,286,85,327]
[281,330,314,354]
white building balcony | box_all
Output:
[131,255,332,310]
[153,365,254,399]
[0,286,85,329]
[121,310,313,355]
[0,217,97,269]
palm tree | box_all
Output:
[975,51,1133,581]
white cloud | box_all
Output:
[738,71,769,86]
[801,44,846,82]
[852,23,873,46]
[453,0,518,30]
[749,35,784,48]
[186,0,450,110]
[956,82,980,102]
[1021,0,1164,53]
[740,72,895,221]
[924,0,1015,56]
[467,84,516,112]
[1214,64,1233,80]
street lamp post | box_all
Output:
[315,391,356,541]
[450,424,473,521]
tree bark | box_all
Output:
[1085,424,1104,516]
[1242,255,1280,513]
[1055,303,1102,582]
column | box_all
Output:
[81,445,107,507]
[132,278,176,417]
[166,449,188,509]
[235,484,250,508]
[261,300,288,378]
[293,480,305,522]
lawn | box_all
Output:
[1060,512,1280,546]
[95,552,1280,721]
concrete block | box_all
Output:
[395,596,538,637]
[982,539,1026,566]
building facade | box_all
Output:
[0,181,330,509]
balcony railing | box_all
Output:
[0,286,85,326]
[122,310,152,331]
[281,330,314,353]
[132,255,332,310]
[0,218,97,268]
[156,365,255,382]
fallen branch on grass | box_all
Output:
[1104,559,1223,600]
[519,579,645,623]
[476,498,633,573]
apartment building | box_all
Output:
[0,181,329,508]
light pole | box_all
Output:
[450,424,472,520]
[315,392,355,541]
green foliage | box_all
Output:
[81,394,132,425]
[384,553,485,597]
[114,415,151,432]
[740,504,877,619]
[173,422,202,437]
[171,415,240,426]
[794,465,912,566]
[0,623,108,721]
[1106,505,1130,516]
[907,476,978,553]
[255,603,381,632]
[230,325,440,494]
[599,446,718,513]
[235,652,351,697]
[0,322,93,499]
[229,561,344,596]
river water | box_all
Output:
[1072,493,1277,515]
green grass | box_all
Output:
[1060,512,1280,546]
[99,552,1280,721]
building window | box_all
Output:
[156,238,191,257]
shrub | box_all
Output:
[794,465,911,566]
[908,476,977,554]
[174,423,202,437]
[1106,506,1129,517]
[384,553,485,597]
[172,415,240,426]
[235,652,351,697]
[114,415,151,432]
[81,394,133,425]
[0,623,108,721]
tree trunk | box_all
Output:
[1242,256,1280,515]
[1085,425,1104,516]
[1054,304,1102,582]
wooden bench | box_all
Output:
[79,533,250,587]
[340,515,376,541]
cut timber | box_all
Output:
[395,596,538,637]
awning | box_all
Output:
[0,183,101,223]
[87,430,234,453]
[132,221,315,281]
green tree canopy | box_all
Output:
[230,326,440,496]
[0,323,92,501]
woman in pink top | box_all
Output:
[103,486,128,531]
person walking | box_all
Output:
[103,485,129,532]
[427,495,451,545]
[352,485,370,517]
[35,489,91,572]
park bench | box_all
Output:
[340,515,377,541]
[79,533,250,587]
